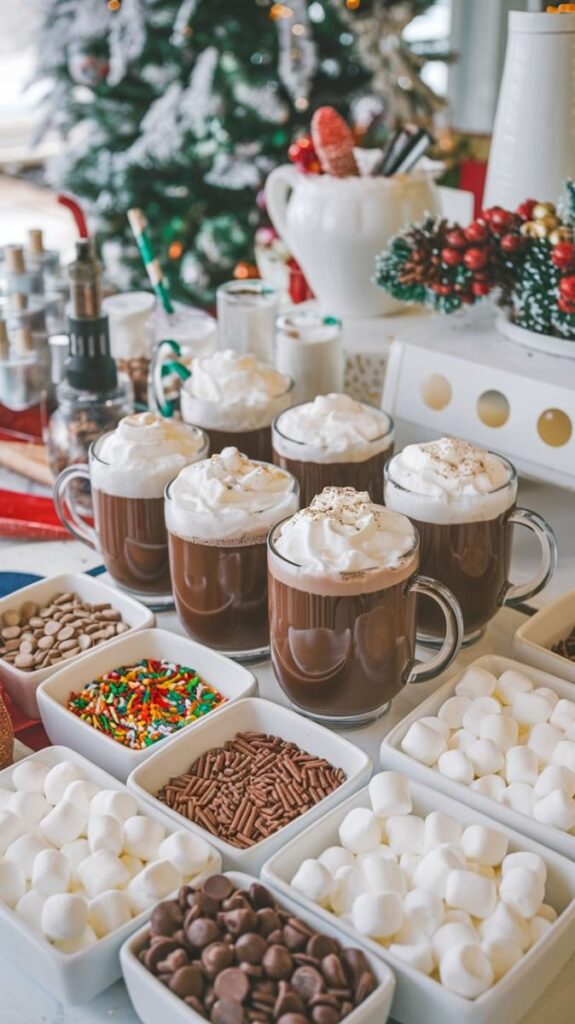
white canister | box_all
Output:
[103,291,156,361]
[265,166,440,319]
[275,310,343,405]
[484,11,575,210]
[216,280,278,362]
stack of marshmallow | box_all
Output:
[400,666,575,833]
[290,772,557,999]
[0,758,214,952]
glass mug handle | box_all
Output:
[53,465,98,549]
[405,576,464,685]
[503,507,558,607]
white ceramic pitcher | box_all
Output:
[265,165,440,318]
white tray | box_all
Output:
[261,779,575,1024]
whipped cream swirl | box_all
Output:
[273,394,393,464]
[92,412,208,499]
[165,447,298,543]
[181,349,292,431]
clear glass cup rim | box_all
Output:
[90,422,210,469]
[217,280,277,299]
[384,448,517,499]
[267,514,420,575]
[272,398,395,449]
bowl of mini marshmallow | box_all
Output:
[261,771,575,1024]
[0,746,221,1004]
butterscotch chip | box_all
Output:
[43,621,61,636]
[78,635,92,650]
[2,610,21,628]
[19,641,36,655]
[1,626,21,640]
[15,653,35,669]
[57,626,76,642]
[20,601,38,619]
[37,636,55,650]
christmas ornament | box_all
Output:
[311,106,359,178]
[288,135,321,174]
[551,242,575,270]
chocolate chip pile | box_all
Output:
[551,625,575,662]
[139,875,377,1024]
[0,592,130,672]
[157,732,346,849]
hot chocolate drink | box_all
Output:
[268,487,462,725]
[165,447,298,659]
[180,349,292,462]
[55,412,208,600]
[272,393,394,507]
[385,438,557,642]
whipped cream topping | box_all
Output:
[92,412,208,499]
[165,447,298,543]
[181,349,292,432]
[271,488,417,595]
[273,394,393,464]
[385,438,516,525]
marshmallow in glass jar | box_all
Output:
[272,393,394,507]
[180,348,293,463]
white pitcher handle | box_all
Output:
[265,164,299,245]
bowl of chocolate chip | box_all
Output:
[0,573,154,718]
[120,873,395,1024]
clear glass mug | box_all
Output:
[267,521,464,726]
[384,455,558,644]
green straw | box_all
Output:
[127,208,174,314]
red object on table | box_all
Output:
[0,489,71,541]
[0,682,50,751]
[288,257,314,304]
[0,404,43,441]
[459,159,488,218]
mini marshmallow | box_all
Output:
[448,729,475,752]
[551,740,575,774]
[461,825,508,867]
[7,790,50,824]
[479,713,518,754]
[467,738,504,777]
[445,869,497,919]
[498,783,535,817]
[389,940,434,974]
[470,775,506,799]
[126,860,181,913]
[90,790,138,823]
[455,668,497,699]
[479,902,531,951]
[496,670,533,706]
[88,890,132,938]
[0,810,26,854]
[437,750,474,785]
[432,922,477,962]
[528,723,563,764]
[533,789,575,831]
[538,903,557,923]
[403,888,444,938]
[534,764,575,799]
[530,915,553,945]
[419,716,450,738]
[60,839,91,877]
[62,780,100,812]
[120,854,144,878]
[385,815,425,855]
[4,834,52,879]
[32,848,71,896]
[77,850,130,898]
[339,807,381,854]
[55,925,98,954]
[351,891,403,939]
[291,859,333,905]
[360,853,405,895]
[0,860,25,908]
[439,696,471,730]
[0,789,12,810]
[468,863,496,881]
[481,938,522,980]
[463,698,502,738]
[122,815,165,861]
[399,852,420,887]
[15,889,46,931]
[533,687,559,711]
[401,721,447,766]
[439,943,494,999]
[368,772,412,817]
[443,909,475,928]
[502,850,547,884]
[41,892,88,941]
[318,846,355,876]
[11,760,49,794]
[158,831,211,877]
[39,800,87,847]
[423,811,462,851]
[550,698,575,733]
[87,814,123,855]
[330,865,367,916]
[500,866,545,919]
[413,847,463,898]
[512,691,552,727]
[44,763,85,805]
[505,746,539,786]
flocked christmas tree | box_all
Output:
[36,0,442,306]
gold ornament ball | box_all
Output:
[520,221,540,238]
[533,202,556,220]
[538,214,560,233]
[549,227,573,245]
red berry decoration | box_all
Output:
[551,242,575,271]
[288,135,321,174]
[471,281,492,297]
[445,228,467,250]
[516,198,537,221]
[432,283,453,296]
[464,221,489,244]
[500,233,525,255]
[463,247,490,271]
[441,247,462,267]
[559,275,575,302]
[483,207,515,235]
[558,298,575,314]
[311,107,359,178]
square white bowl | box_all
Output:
[261,779,575,1024]
[0,572,155,719]
[379,654,575,859]
[36,628,257,783]
[513,590,575,684]
[120,869,395,1024]
[127,696,372,873]
[0,745,221,1005]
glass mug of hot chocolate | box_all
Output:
[272,393,394,507]
[268,487,463,725]
[180,348,293,463]
[165,447,299,661]
[54,412,208,602]
[384,438,558,644]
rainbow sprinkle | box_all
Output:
[66,658,226,750]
